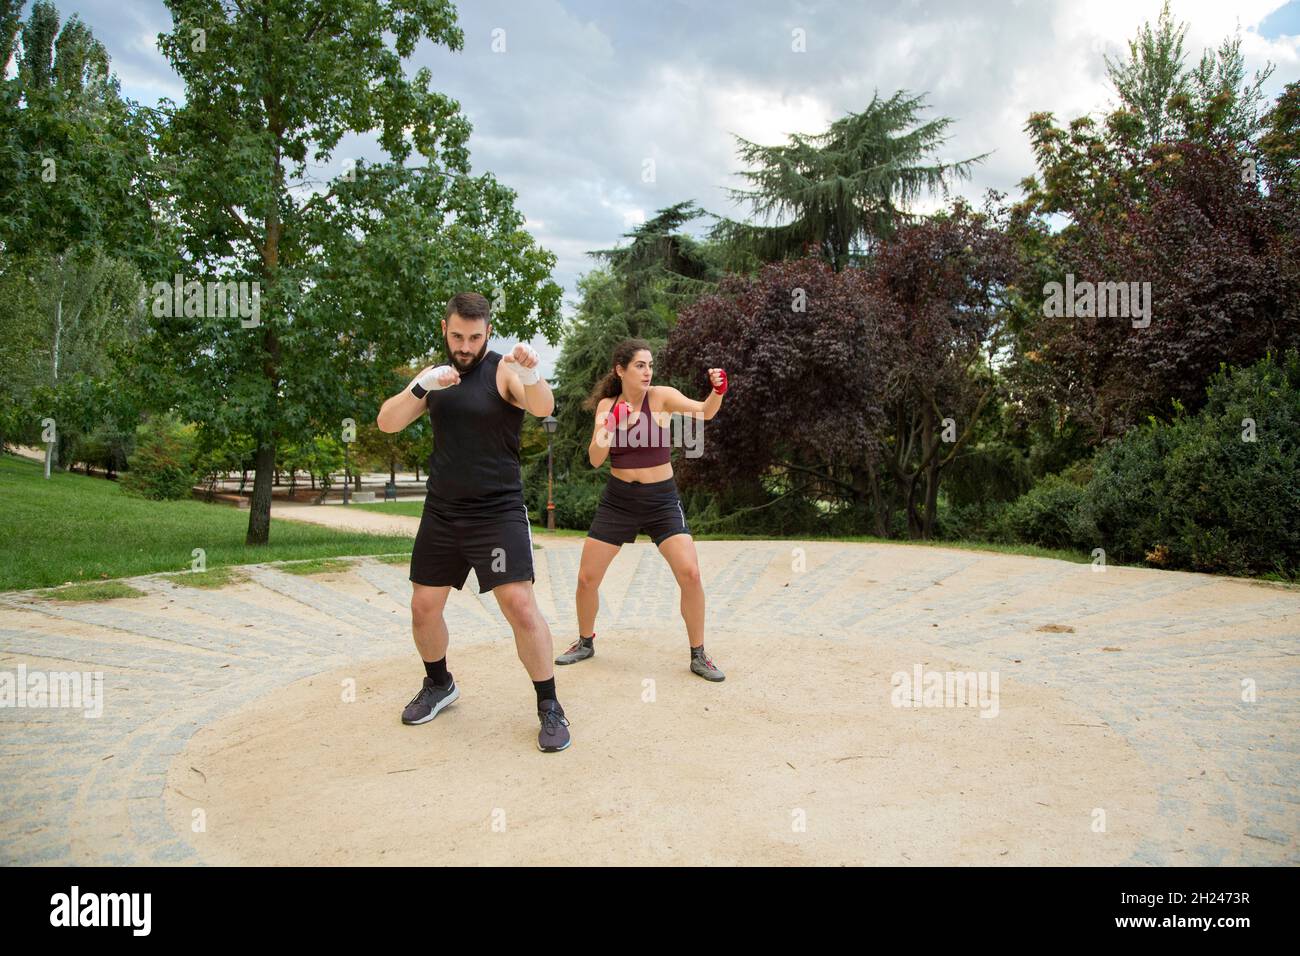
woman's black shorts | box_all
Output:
[587,474,691,547]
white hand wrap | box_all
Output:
[416,365,455,392]
[513,346,541,385]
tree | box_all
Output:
[1015,140,1299,441]
[1259,82,1300,200]
[1022,4,1278,223]
[0,0,160,461]
[1104,1,1274,153]
[1011,8,1296,444]
[146,0,563,544]
[710,92,987,271]
[1102,0,1192,150]
[588,201,723,318]
[547,204,724,483]
[665,201,1016,539]
[662,257,879,525]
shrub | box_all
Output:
[1077,351,1300,576]
[937,500,1012,542]
[1004,474,1087,549]
[551,479,604,529]
[120,414,199,500]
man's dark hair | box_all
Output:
[446,292,491,323]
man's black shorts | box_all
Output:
[409,495,535,593]
[587,474,691,547]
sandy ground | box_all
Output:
[165,624,1154,866]
[272,500,423,537]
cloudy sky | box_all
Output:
[34,0,1300,372]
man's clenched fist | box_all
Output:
[411,364,459,398]
[503,344,541,385]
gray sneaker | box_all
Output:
[401,675,459,724]
[555,635,595,665]
[690,650,725,682]
[537,699,571,752]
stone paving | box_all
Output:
[0,538,1296,865]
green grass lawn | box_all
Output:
[0,454,415,591]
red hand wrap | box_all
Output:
[713,369,729,395]
[604,400,631,431]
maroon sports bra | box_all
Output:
[608,391,671,468]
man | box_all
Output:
[376,292,570,753]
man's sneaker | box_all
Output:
[690,650,725,682]
[537,699,571,752]
[555,635,595,665]
[401,675,459,725]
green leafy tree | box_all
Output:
[588,201,723,319]
[1103,1,1274,152]
[1258,81,1300,200]
[1021,4,1278,222]
[145,0,563,544]
[0,0,160,460]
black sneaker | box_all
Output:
[401,675,459,725]
[555,635,595,665]
[537,699,571,752]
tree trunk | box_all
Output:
[905,475,921,539]
[858,462,889,537]
[239,468,248,495]
[389,456,396,483]
[923,458,941,540]
[246,441,276,545]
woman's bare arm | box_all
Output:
[588,397,616,467]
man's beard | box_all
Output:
[447,337,488,372]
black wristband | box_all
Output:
[410,382,428,399]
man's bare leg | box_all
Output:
[401,583,459,724]
[493,580,553,680]
[494,579,571,752]
[411,583,452,661]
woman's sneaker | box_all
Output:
[555,634,595,665]
[401,675,459,724]
[690,649,725,682]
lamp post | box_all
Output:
[542,415,557,530]
[342,441,350,505]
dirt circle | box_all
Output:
[165,627,1155,865]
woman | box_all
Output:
[555,338,728,680]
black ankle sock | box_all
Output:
[690,645,706,660]
[533,676,557,707]
[578,632,595,646]
[424,657,450,687]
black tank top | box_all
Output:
[424,350,525,510]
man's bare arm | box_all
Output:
[500,344,554,417]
